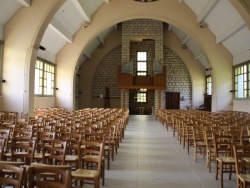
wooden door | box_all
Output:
[165,92,180,109]
[204,95,212,111]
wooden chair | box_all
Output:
[204,129,218,172]
[214,134,235,188]
[71,141,104,188]
[97,126,112,170]
[0,138,5,160]
[192,125,206,163]
[42,139,67,165]
[1,123,15,139]
[233,144,250,188]
[34,131,56,163]
[29,163,71,188]
[0,129,10,158]
[10,137,36,165]
[13,129,33,139]
[64,139,80,171]
[0,161,26,188]
[183,123,194,155]
[240,135,250,146]
[84,132,106,185]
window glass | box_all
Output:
[35,58,55,96]
[137,51,147,76]
[233,62,250,98]
[137,89,147,103]
[206,75,212,95]
[0,40,3,93]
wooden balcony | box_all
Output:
[117,65,166,90]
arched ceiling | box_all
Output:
[1,0,250,70]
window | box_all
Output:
[137,51,147,76]
[0,40,3,94]
[233,62,250,98]
[206,75,212,95]
[136,89,147,103]
[35,58,55,96]
[0,40,3,85]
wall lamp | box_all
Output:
[39,45,46,51]
[1,79,6,83]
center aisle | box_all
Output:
[103,115,236,188]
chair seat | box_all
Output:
[83,155,105,160]
[5,151,29,157]
[34,153,51,159]
[104,145,110,150]
[195,141,206,146]
[65,155,78,161]
[72,169,99,178]
[238,174,250,182]
[216,156,235,163]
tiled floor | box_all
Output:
[100,115,236,188]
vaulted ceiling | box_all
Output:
[1,0,250,70]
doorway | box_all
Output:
[165,92,180,109]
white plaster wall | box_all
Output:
[233,99,250,112]
[34,97,55,109]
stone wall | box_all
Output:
[92,44,191,111]
[92,45,121,98]
[121,19,164,109]
[164,46,191,100]
[92,19,191,111]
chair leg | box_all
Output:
[220,163,223,188]
[194,146,197,163]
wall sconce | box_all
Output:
[76,66,81,70]
[83,22,90,28]
[39,45,46,51]
[198,22,207,29]
[181,44,188,50]
[1,79,6,83]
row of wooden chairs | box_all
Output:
[158,109,250,188]
[0,107,129,188]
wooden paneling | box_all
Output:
[117,65,166,90]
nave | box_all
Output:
[102,115,236,188]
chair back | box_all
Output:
[29,164,71,188]
[79,141,104,174]
[11,137,36,165]
[0,161,26,188]
[213,134,233,158]
[42,139,67,165]
[233,144,250,176]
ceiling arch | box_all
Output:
[1,0,248,112]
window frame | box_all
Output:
[34,58,56,96]
[233,61,250,99]
[136,51,148,76]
